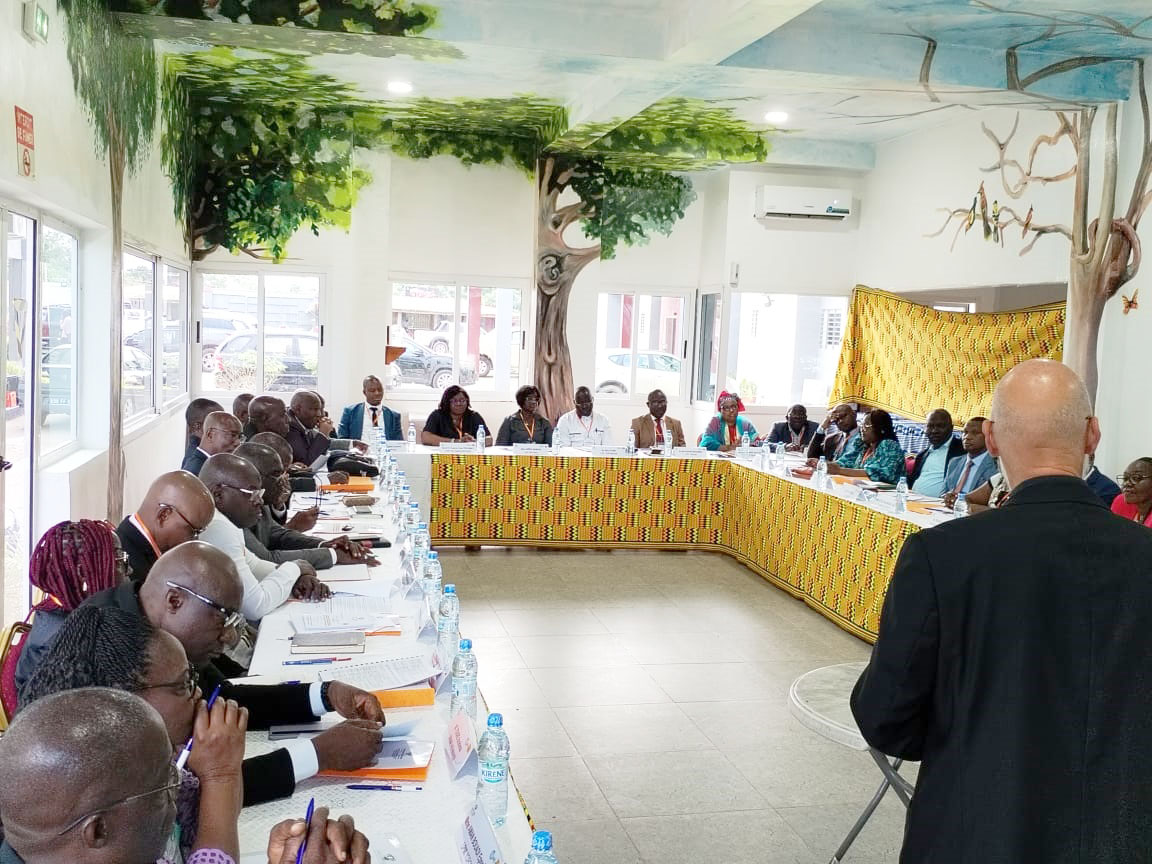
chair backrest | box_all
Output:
[0,621,31,731]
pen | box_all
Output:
[346,784,424,791]
[283,657,353,665]
[295,798,315,864]
[175,683,222,771]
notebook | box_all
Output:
[318,738,435,781]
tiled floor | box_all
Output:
[437,547,911,864]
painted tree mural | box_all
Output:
[112,0,437,35]
[59,0,157,520]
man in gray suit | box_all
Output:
[233,442,371,570]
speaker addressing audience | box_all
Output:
[116,471,215,582]
[851,359,1152,862]
[181,411,244,476]
[495,385,553,446]
[553,386,612,447]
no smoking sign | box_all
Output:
[15,107,35,179]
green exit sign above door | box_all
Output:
[23,1,49,43]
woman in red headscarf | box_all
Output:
[700,391,758,452]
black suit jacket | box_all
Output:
[767,419,821,448]
[906,437,964,488]
[245,505,332,570]
[80,583,316,807]
[115,517,159,584]
[851,476,1152,863]
[181,446,208,476]
[806,427,859,460]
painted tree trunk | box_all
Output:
[1064,263,1107,404]
[534,158,600,422]
[107,135,126,522]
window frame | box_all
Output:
[37,216,81,461]
[592,287,692,403]
[192,267,327,400]
[121,246,159,428]
[160,261,191,410]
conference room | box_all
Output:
[2,1,1152,863]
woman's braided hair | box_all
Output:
[30,519,120,612]
[18,605,155,709]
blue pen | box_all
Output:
[296,798,316,864]
[175,683,222,771]
[283,657,351,665]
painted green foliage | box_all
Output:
[59,0,157,173]
[112,0,437,36]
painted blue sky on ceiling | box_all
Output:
[723,0,1151,102]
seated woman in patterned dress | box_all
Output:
[826,409,906,484]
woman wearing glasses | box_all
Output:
[827,409,907,484]
[13,520,130,696]
[20,604,247,864]
[1112,458,1152,526]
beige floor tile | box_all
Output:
[591,604,704,634]
[508,756,615,822]
[555,703,713,756]
[678,699,798,750]
[621,810,811,864]
[513,634,637,668]
[467,635,526,670]
[641,661,787,702]
[477,667,551,709]
[496,608,608,636]
[532,665,671,707]
[534,817,643,864]
[496,707,578,759]
[616,631,747,664]
[778,795,908,863]
[457,607,509,637]
[725,738,888,809]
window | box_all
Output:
[161,264,189,404]
[40,225,78,454]
[121,251,156,422]
[933,302,976,313]
[821,308,844,348]
[594,292,686,398]
[725,293,849,406]
[198,272,320,395]
[389,281,523,396]
[694,292,722,404]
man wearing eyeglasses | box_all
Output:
[181,411,245,476]
[71,543,386,807]
[198,454,328,621]
[116,471,216,582]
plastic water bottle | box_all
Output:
[407,420,417,452]
[477,713,511,827]
[773,442,785,468]
[816,456,828,489]
[740,431,751,450]
[953,495,970,518]
[626,428,637,455]
[524,831,557,864]
[894,477,908,514]
[437,585,461,661]
[450,638,479,719]
[412,523,429,578]
[393,481,410,523]
[422,550,442,602]
[476,424,486,454]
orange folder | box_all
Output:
[319,739,434,781]
[320,476,375,492]
[373,684,435,708]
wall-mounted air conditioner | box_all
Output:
[755,186,853,221]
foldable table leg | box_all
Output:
[829,754,912,863]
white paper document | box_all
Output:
[319,651,438,690]
[289,596,397,633]
[318,563,372,582]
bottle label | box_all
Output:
[479,759,507,784]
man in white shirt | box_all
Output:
[197,453,328,621]
[553,386,613,447]
[909,408,964,497]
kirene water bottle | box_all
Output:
[451,639,479,720]
[422,550,442,604]
[407,420,417,452]
[437,585,461,662]
[393,481,410,523]
[741,431,751,450]
[816,455,828,489]
[476,424,486,454]
[524,831,557,864]
[412,523,429,579]
[953,495,970,518]
[477,713,510,827]
[894,476,909,513]
[626,427,637,455]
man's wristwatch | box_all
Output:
[319,680,334,713]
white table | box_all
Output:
[239,499,533,864]
[789,663,915,863]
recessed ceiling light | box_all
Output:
[764,110,789,124]
[387,80,414,95]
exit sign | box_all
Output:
[23,2,49,43]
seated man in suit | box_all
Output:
[807,403,859,463]
[630,389,686,450]
[942,416,998,508]
[79,542,385,806]
[768,404,822,452]
[907,408,965,497]
[286,391,366,472]
[197,454,327,621]
[183,397,223,469]
[1084,454,1122,506]
[233,441,371,571]
[340,375,402,442]
[181,410,244,475]
[245,396,348,493]
[232,392,254,428]
[117,470,215,581]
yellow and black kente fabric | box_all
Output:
[429,454,916,641]
[830,285,1065,421]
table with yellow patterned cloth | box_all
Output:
[428,453,924,643]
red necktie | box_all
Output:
[370,407,379,428]
[952,459,974,494]
[655,419,665,446]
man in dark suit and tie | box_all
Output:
[852,359,1152,863]
[182,398,222,471]
[339,374,402,441]
[767,404,822,452]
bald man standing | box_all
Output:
[852,360,1152,863]
[182,411,244,475]
[116,470,215,582]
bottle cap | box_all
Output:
[531,831,552,852]
[418,522,428,530]
[443,584,455,594]
[487,713,503,727]
[459,638,472,651]
[428,551,438,560]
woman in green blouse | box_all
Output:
[827,408,906,483]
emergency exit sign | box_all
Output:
[23,1,49,43]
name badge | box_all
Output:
[455,801,505,864]
[439,442,478,454]
[512,443,552,453]
[445,711,478,779]
[670,447,711,458]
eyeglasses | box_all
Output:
[56,765,180,836]
[1117,474,1149,486]
[220,483,264,504]
[138,661,199,699]
[165,581,246,631]
[159,502,204,539]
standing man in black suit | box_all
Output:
[852,359,1152,863]
[767,404,821,452]
[115,470,215,581]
